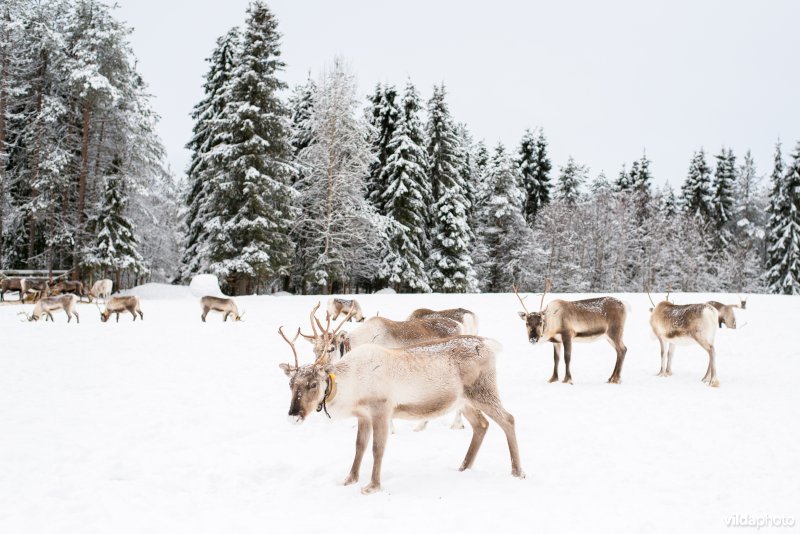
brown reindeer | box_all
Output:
[648,289,720,387]
[0,277,23,302]
[278,323,525,495]
[20,294,79,323]
[200,296,243,322]
[515,280,629,384]
[407,308,479,334]
[20,278,50,302]
[326,298,365,322]
[50,280,88,302]
[99,295,143,323]
[706,297,746,329]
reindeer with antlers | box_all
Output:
[278,316,525,495]
[515,280,629,384]
[647,288,721,387]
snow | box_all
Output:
[189,274,225,298]
[0,290,797,533]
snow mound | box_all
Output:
[189,274,224,298]
[125,283,190,300]
[272,291,293,297]
[374,287,396,294]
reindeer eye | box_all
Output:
[309,382,317,389]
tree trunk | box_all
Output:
[73,98,92,277]
[28,90,44,264]
[0,29,7,266]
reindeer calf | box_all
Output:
[100,295,143,323]
[200,296,242,322]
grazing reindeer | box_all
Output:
[50,280,88,302]
[407,308,479,335]
[200,296,243,322]
[99,295,143,322]
[515,280,628,384]
[20,278,50,302]
[326,298,365,322]
[89,279,113,302]
[706,297,746,329]
[0,277,23,302]
[278,323,525,495]
[648,289,720,387]
[20,294,79,323]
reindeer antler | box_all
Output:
[278,326,301,370]
[540,278,552,311]
[309,302,321,338]
[645,285,656,308]
[312,308,352,367]
[665,284,672,303]
[512,284,530,315]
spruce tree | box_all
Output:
[632,151,653,197]
[205,1,296,294]
[426,84,475,292]
[180,26,240,281]
[518,128,551,223]
[615,164,631,192]
[556,156,586,205]
[379,80,430,292]
[288,76,316,159]
[681,148,713,221]
[766,141,800,294]
[365,83,399,214]
[711,147,736,232]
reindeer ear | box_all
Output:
[517,311,527,320]
[278,363,295,377]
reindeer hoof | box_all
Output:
[666,370,672,377]
[548,376,559,383]
[343,474,358,486]
[562,378,573,385]
[361,482,381,494]
[512,468,526,479]
[710,379,720,388]
[607,376,621,384]
[657,371,667,377]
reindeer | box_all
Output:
[326,298,365,322]
[0,277,23,302]
[515,280,629,384]
[20,278,50,302]
[706,297,746,329]
[89,279,113,302]
[50,280,88,302]
[648,289,720,387]
[200,296,243,322]
[278,321,525,495]
[407,308,479,335]
[99,295,143,322]
[20,294,79,323]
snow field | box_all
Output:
[0,289,797,534]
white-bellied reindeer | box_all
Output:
[200,296,243,322]
[277,318,525,495]
[514,280,629,384]
[302,303,467,430]
[19,294,79,323]
[0,277,23,302]
[706,296,746,329]
[647,288,721,387]
[98,295,143,322]
[326,298,365,322]
[406,307,479,335]
[89,279,113,302]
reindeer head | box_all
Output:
[514,279,551,345]
[299,302,351,359]
[739,296,747,310]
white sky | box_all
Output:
[117,0,799,187]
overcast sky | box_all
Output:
[117,0,799,188]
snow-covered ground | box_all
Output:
[0,288,797,533]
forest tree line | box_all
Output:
[3,1,799,296]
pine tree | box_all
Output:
[615,164,630,192]
[518,128,551,223]
[180,26,240,281]
[365,83,399,214]
[204,1,296,294]
[766,141,800,294]
[379,80,430,292]
[681,148,713,221]
[84,156,146,288]
[556,156,586,205]
[632,151,653,197]
[288,75,316,159]
[425,84,475,292]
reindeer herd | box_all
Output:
[273,286,747,494]
[1,274,748,495]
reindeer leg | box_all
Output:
[74,311,79,324]
[201,311,207,322]
[449,410,464,430]
[344,417,371,486]
[413,420,428,432]
[694,335,719,387]
[666,343,675,376]
[562,335,573,384]
[549,343,561,383]
[138,310,143,320]
[224,312,230,322]
[116,312,120,323]
[362,413,390,494]
[459,404,489,471]
[657,338,668,377]
[47,312,54,322]
[606,332,626,384]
